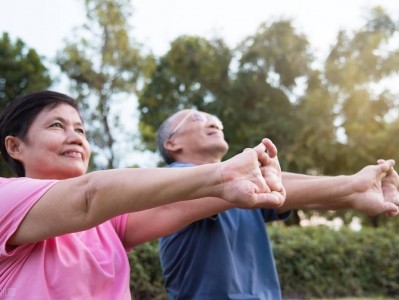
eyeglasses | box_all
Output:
[168,110,224,138]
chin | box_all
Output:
[214,143,229,156]
[56,169,86,180]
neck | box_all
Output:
[174,153,223,165]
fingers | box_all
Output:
[262,138,277,158]
[252,191,286,208]
[386,211,399,218]
[251,138,278,167]
[377,159,395,174]
[261,166,284,192]
[383,202,399,218]
[251,138,277,157]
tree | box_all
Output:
[57,0,153,169]
[138,35,232,152]
[0,32,52,176]
[322,6,399,227]
[138,20,314,162]
[325,6,399,173]
[138,9,399,228]
[225,20,313,160]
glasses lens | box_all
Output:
[191,112,207,122]
[169,111,224,138]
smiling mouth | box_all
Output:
[63,152,83,159]
[208,131,222,136]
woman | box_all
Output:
[0,91,285,299]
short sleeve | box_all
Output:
[262,208,291,223]
[110,214,131,252]
[0,177,58,254]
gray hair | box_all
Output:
[156,115,175,164]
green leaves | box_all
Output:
[138,36,232,150]
[0,33,52,109]
[0,33,52,177]
[137,7,399,227]
[56,0,150,169]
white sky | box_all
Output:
[1,0,398,166]
[1,0,398,60]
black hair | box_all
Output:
[0,91,80,177]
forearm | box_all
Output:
[9,164,224,245]
[278,172,354,212]
[125,197,233,247]
[80,165,225,225]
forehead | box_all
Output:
[170,110,215,124]
[170,110,191,124]
[35,103,83,123]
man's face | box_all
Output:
[168,109,229,160]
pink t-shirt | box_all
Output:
[0,177,132,299]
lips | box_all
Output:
[207,130,222,136]
[62,151,83,159]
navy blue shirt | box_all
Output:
[159,162,289,300]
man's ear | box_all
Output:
[164,138,182,153]
[4,136,23,160]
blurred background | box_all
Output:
[1,1,399,298]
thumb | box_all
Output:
[252,193,283,208]
[382,202,399,217]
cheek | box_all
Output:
[43,140,63,153]
[84,141,91,159]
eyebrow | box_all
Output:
[51,116,84,127]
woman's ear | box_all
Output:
[4,136,23,160]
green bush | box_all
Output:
[129,240,166,300]
[128,227,399,299]
[270,226,399,298]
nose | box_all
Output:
[208,116,224,130]
[66,129,84,145]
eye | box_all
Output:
[50,122,63,128]
[192,112,206,122]
[75,128,86,135]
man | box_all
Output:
[156,109,399,300]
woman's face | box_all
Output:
[13,103,91,179]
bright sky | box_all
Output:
[1,0,398,166]
[1,0,398,60]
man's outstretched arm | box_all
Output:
[278,160,399,217]
[124,138,286,248]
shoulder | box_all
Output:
[0,177,57,191]
[0,177,58,207]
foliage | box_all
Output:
[324,6,399,174]
[127,226,399,299]
[129,240,166,300]
[138,7,399,226]
[0,32,52,177]
[56,0,154,169]
[226,20,312,159]
[316,7,399,226]
[138,20,313,162]
[138,36,232,151]
[270,225,399,298]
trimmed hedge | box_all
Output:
[129,240,166,300]
[129,226,399,299]
[270,226,399,299]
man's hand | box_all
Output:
[378,159,399,217]
[350,159,399,216]
[256,138,286,200]
[219,138,286,209]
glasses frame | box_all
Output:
[168,110,223,139]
